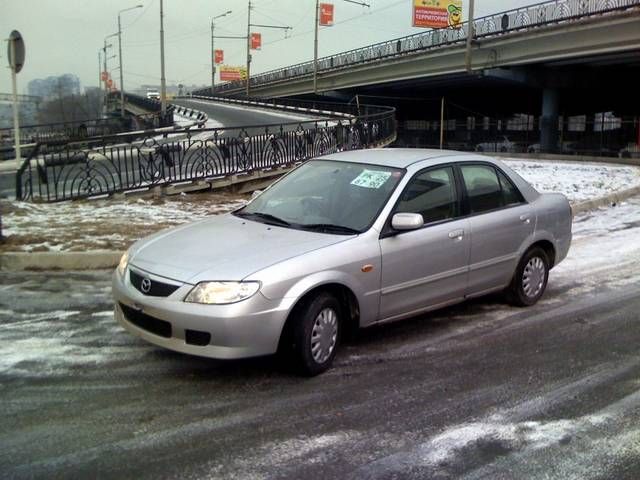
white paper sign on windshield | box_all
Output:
[351,169,392,189]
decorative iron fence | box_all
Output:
[201,0,640,95]
[16,103,396,202]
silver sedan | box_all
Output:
[112,149,572,375]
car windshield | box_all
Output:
[236,159,404,234]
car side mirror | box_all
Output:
[250,190,263,200]
[391,213,424,231]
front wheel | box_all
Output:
[290,292,342,376]
[506,247,550,307]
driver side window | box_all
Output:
[395,167,457,224]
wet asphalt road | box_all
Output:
[1,243,640,479]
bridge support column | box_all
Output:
[540,88,559,153]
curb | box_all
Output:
[2,172,640,273]
[0,251,121,272]
[572,184,640,215]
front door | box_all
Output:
[379,166,470,322]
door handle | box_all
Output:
[519,214,531,224]
[448,229,464,240]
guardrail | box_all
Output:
[16,102,396,202]
[200,0,640,95]
[0,117,128,159]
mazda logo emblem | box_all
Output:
[141,277,152,293]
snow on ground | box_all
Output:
[504,158,640,202]
[0,159,638,253]
[0,193,247,252]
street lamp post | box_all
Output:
[314,0,369,95]
[246,0,291,97]
[211,10,232,94]
[160,0,167,115]
[118,4,143,117]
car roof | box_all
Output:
[321,148,473,169]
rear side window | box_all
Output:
[461,164,524,214]
[396,167,457,224]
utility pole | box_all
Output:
[246,0,291,97]
[246,0,252,97]
[211,10,232,94]
[118,5,143,117]
[314,0,319,94]
[160,0,167,114]
[465,0,475,72]
[314,0,369,95]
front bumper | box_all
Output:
[112,267,292,360]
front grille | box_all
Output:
[130,270,181,297]
[120,302,172,338]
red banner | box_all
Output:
[106,78,113,88]
[320,3,334,26]
[214,49,224,64]
[250,32,261,50]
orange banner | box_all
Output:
[220,65,247,81]
[214,49,224,64]
[250,33,261,50]
[412,0,462,29]
[320,3,334,26]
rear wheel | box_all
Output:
[290,292,341,376]
[506,247,549,307]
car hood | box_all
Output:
[130,214,351,284]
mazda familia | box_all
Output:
[112,149,572,375]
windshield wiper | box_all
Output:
[235,211,291,227]
[299,223,360,235]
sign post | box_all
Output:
[7,30,25,166]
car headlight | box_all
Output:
[117,251,129,277]
[184,281,260,305]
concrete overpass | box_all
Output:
[208,0,640,99]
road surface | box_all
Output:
[1,199,639,479]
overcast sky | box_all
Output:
[1,0,534,93]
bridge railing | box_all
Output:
[0,117,128,160]
[16,102,396,202]
[202,0,640,95]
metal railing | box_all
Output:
[16,102,396,202]
[0,117,127,155]
[201,0,640,95]
[396,115,640,157]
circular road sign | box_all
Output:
[7,30,25,73]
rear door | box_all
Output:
[378,166,470,321]
[458,163,534,295]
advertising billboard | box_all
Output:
[412,0,463,29]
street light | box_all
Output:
[314,0,369,95]
[118,4,143,117]
[211,10,233,93]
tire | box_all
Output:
[506,247,550,307]
[289,292,342,376]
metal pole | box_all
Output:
[211,20,215,93]
[118,13,125,117]
[440,97,445,149]
[160,0,167,114]
[465,0,475,73]
[10,38,22,166]
[314,0,319,95]
[103,40,108,114]
[246,0,252,98]
[98,50,102,93]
